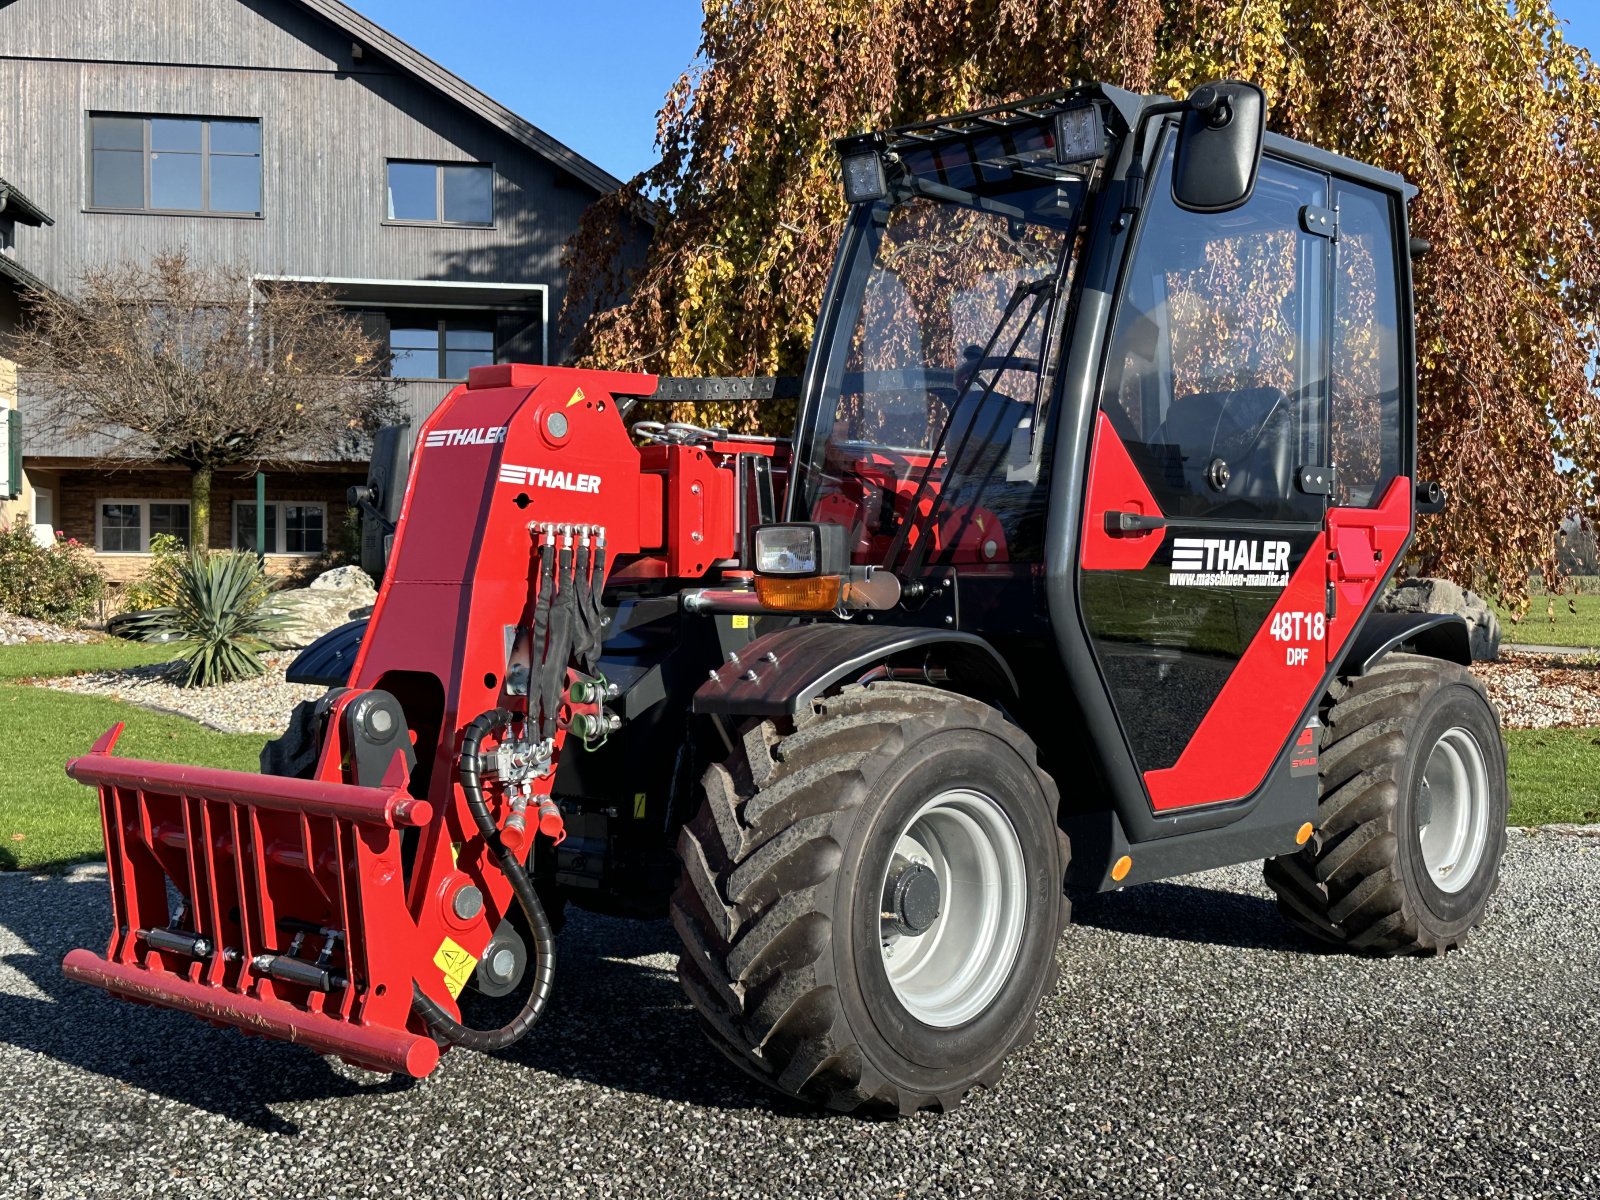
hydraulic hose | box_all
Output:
[411,707,557,1052]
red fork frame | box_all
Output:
[61,720,442,1077]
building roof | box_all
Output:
[0,254,54,299]
[291,0,628,198]
[0,177,53,227]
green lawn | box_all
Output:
[1497,594,1600,649]
[1503,728,1600,825]
[0,639,178,681]
[0,684,266,871]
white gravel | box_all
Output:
[0,612,93,646]
[0,829,1595,1199]
[34,653,322,734]
[1474,650,1600,728]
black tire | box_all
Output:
[1264,653,1508,955]
[671,683,1069,1115]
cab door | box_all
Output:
[1078,141,1334,812]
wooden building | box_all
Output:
[0,0,643,579]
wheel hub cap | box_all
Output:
[884,858,942,936]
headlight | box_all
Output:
[753,523,846,577]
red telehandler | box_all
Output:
[63,81,1507,1114]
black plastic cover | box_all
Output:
[285,619,368,687]
[1172,81,1267,213]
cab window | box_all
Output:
[1329,182,1404,509]
[1101,143,1329,522]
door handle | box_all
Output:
[1104,510,1167,536]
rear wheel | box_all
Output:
[671,683,1069,1114]
[1264,654,1507,955]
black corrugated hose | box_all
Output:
[410,707,557,1051]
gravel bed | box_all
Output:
[0,612,93,646]
[1473,650,1600,728]
[35,653,321,734]
[0,829,1595,1199]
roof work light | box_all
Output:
[1053,104,1104,165]
[836,132,889,204]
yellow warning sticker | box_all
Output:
[433,937,478,999]
[449,841,461,866]
[633,792,648,819]
[731,614,750,629]
[567,386,587,407]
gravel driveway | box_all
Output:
[2,830,1596,1200]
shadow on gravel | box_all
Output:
[492,908,816,1117]
[0,873,803,1130]
[1071,881,1320,952]
[0,871,416,1134]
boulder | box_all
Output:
[263,567,378,650]
[1378,576,1501,661]
[308,565,376,594]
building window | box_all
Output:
[96,499,190,552]
[385,161,493,226]
[89,114,262,215]
[389,320,495,379]
[235,502,326,555]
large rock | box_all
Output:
[263,567,377,650]
[1378,576,1501,661]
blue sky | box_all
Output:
[360,0,1600,183]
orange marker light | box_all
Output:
[753,574,842,611]
[1110,855,1132,882]
[1296,822,1315,846]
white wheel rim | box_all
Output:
[1417,726,1491,895]
[878,788,1027,1028]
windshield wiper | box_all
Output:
[882,275,1056,575]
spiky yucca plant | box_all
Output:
[156,550,280,687]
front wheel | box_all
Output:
[671,683,1069,1114]
[1264,654,1508,955]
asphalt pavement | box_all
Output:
[1,829,1596,1200]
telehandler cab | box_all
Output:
[64,80,1507,1114]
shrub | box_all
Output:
[121,532,186,611]
[0,517,106,624]
[134,550,282,687]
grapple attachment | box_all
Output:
[61,716,442,1077]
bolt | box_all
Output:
[451,885,484,921]
[546,411,569,439]
[490,948,517,980]
[690,482,702,495]
[743,669,759,682]
[726,652,740,665]
[943,615,954,625]
[763,651,778,664]
[708,668,720,681]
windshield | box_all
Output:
[794,145,1090,568]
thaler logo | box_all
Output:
[424,425,507,448]
[1169,536,1290,587]
[498,463,602,494]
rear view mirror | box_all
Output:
[355,421,411,579]
[1172,81,1266,213]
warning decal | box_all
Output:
[433,937,478,999]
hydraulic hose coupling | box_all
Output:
[536,797,565,843]
[501,793,531,855]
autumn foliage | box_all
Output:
[565,0,1600,598]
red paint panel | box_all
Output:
[1326,476,1412,662]
[1080,412,1167,571]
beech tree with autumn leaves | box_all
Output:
[565,0,1600,599]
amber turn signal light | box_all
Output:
[752,574,842,611]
